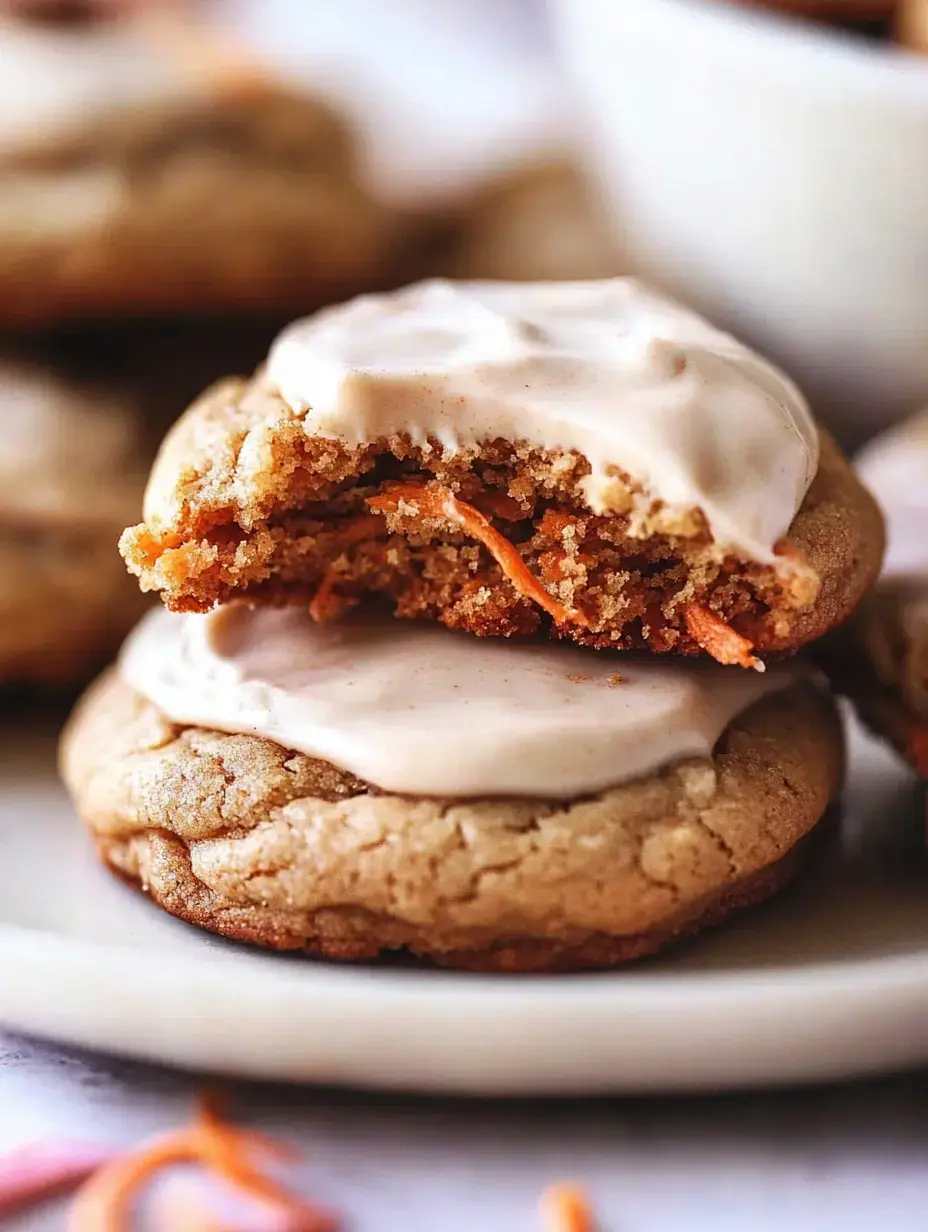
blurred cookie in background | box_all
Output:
[430,161,623,283]
[0,8,400,328]
[896,0,928,49]
[820,409,928,777]
[0,357,151,688]
[737,0,894,15]
[735,0,928,46]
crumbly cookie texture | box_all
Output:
[0,89,398,327]
[819,582,928,776]
[61,673,843,971]
[120,373,884,660]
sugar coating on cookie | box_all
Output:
[121,606,799,798]
[122,278,884,664]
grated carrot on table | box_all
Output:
[684,603,764,671]
[69,1095,337,1232]
[539,1183,596,1232]
[367,483,589,629]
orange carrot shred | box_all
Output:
[309,569,344,624]
[539,1183,595,1232]
[68,1095,337,1232]
[308,514,386,624]
[367,483,588,628]
[684,603,764,671]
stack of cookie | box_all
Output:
[62,277,886,971]
[0,3,400,690]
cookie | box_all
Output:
[0,358,148,686]
[0,14,398,327]
[820,409,928,775]
[60,606,843,971]
[443,161,623,283]
[738,1,896,19]
[121,278,884,667]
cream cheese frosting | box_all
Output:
[856,409,928,580]
[121,606,799,799]
[268,278,819,565]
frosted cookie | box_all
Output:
[121,278,884,666]
[61,607,843,971]
[0,11,397,326]
[822,410,928,775]
[0,359,148,686]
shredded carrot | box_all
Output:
[308,514,387,623]
[539,1183,595,1232]
[367,482,588,628]
[68,1095,337,1232]
[684,603,763,671]
[909,727,928,777]
[309,568,344,623]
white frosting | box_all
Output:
[268,279,819,565]
[0,17,205,155]
[121,606,798,799]
[856,409,928,579]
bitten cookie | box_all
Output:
[0,12,398,326]
[0,358,148,686]
[61,608,844,972]
[121,279,884,667]
[821,409,928,775]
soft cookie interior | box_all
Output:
[121,376,884,663]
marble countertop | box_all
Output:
[3,1033,927,1231]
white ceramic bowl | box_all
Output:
[552,0,928,444]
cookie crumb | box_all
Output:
[607,673,623,687]
[566,673,591,683]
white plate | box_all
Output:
[0,706,925,1095]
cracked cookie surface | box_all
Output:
[61,671,843,970]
